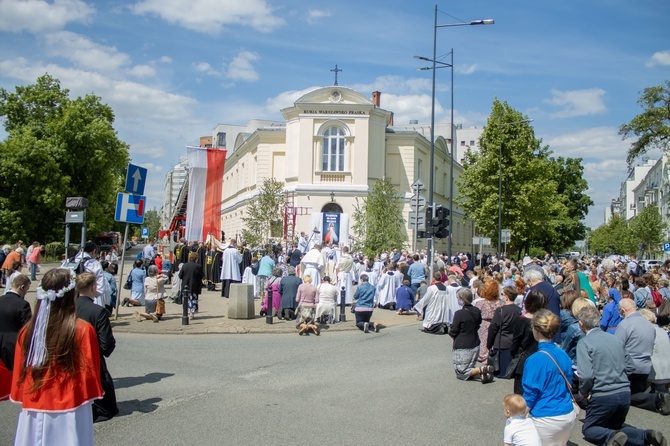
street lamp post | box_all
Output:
[415,5,493,272]
[497,118,533,256]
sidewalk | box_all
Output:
[20,262,420,335]
[110,284,419,335]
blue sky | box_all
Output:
[0,0,668,232]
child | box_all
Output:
[503,394,541,446]
[242,257,258,298]
[11,268,102,445]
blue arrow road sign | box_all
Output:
[115,193,146,224]
[125,163,147,195]
[141,227,149,238]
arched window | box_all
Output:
[322,126,345,172]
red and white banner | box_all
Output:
[184,146,227,243]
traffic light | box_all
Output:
[434,205,449,238]
[425,205,450,238]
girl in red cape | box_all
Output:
[10,268,102,446]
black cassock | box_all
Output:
[206,250,222,290]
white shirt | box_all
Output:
[503,415,542,446]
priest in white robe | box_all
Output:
[376,268,397,310]
[335,246,354,305]
[413,272,452,334]
[301,244,325,286]
[220,239,243,298]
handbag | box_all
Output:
[539,350,580,415]
[487,308,504,374]
[123,274,132,290]
[504,351,524,379]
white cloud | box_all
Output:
[126,64,156,78]
[379,93,444,126]
[194,61,221,76]
[545,126,627,160]
[456,64,478,75]
[160,56,173,64]
[132,0,285,33]
[545,88,606,118]
[646,50,670,68]
[307,9,331,24]
[226,51,259,82]
[137,162,163,172]
[0,0,93,33]
[265,86,320,112]
[0,57,198,122]
[45,31,131,73]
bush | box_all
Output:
[45,242,65,261]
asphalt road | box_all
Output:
[2,325,669,446]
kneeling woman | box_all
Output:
[449,288,493,383]
[295,275,320,335]
[522,309,576,446]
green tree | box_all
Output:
[0,74,130,243]
[143,209,161,239]
[458,99,564,255]
[588,215,636,255]
[534,157,593,253]
[630,205,666,258]
[241,178,286,248]
[620,80,670,165]
[351,177,405,259]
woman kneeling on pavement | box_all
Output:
[450,288,492,383]
[295,275,319,335]
[352,273,380,333]
[522,309,577,446]
[135,265,167,322]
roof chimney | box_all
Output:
[372,91,381,107]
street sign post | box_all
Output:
[115,193,146,224]
[124,163,148,195]
[410,179,426,252]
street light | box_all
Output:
[415,4,493,273]
[497,118,534,256]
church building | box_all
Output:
[212,85,479,254]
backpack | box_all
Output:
[123,274,133,290]
[632,261,645,277]
[251,261,261,276]
[651,289,663,308]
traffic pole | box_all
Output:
[339,286,346,322]
[114,223,130,321]
[182,284,189,325]
[266,285,273,324]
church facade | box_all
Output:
[216,86,479,255]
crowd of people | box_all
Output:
[3,230,670,445]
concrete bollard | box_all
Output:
[228,283,254,320]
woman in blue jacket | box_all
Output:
[522,309,576,446]
[122,259,147,307]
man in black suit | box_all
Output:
[179,251,204,319]
[0,274,32,371]
[75,272,119,421]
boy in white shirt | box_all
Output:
[503,394,541,446]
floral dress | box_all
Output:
[475,298,504,362]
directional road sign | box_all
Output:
[115,193,146,224]
[664,243,670,252]
[409,194,426,210]
[411,179,425,190]
[409,211,425,230]
[125,163,148,196]
[141,227,149,238]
